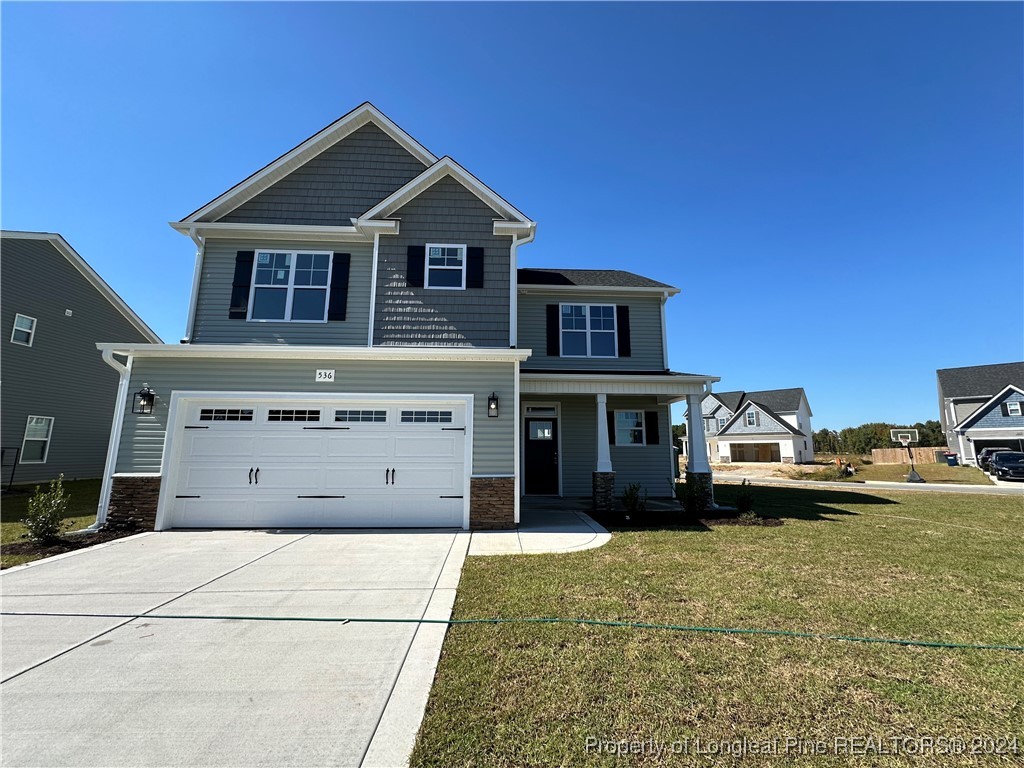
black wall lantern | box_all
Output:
[487,392,500,418]
[132,386,156,415]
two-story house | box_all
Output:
[696,387,813,464]
[937,362,1024,464]
[1,231,160,486]
[94,103,718,532]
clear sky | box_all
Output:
[3,2,1021,430]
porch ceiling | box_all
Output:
[520,372,715,399]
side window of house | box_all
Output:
[10,314,36,346]
[1008,401,1022,417]
[615,411,645,445]
[547,303,631,359]
[229,250,350,323]
[21,415,54,463]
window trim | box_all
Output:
[424,243,467,291]
[10,314,37,346]
[614,410,646,447]
[247,250,334,324]
[559,302,618,358]
[745,411,757,426]
[718,417,727,430]
[1008,401,1022,416]
[20,415,54,464]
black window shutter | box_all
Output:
[466,247,484,288]
[607,410,616,446]
[327,253,351,321]
[546,304,560,356]
[229,251,255,319]
[645,411,660,445]
[407,245,425,287]
[1001,403,1010,416]
[616,305,631,357]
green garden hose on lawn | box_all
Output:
[2,611,1021,653]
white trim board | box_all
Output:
[181,103,437,223]
[2,231,161,343]
[97,343,533,363]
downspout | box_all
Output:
[508,226,535,347]
[181,226,205,343]
[91,350,133,529]
[367,231,380,347]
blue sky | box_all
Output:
[3,2,1021,429]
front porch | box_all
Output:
[519,372,717,513]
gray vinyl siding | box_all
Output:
[524,395,673,497]
[373,176,512,347]
[953,398,987,426]
[116,358,515,475]
[517,290,665,370]
[190,239,372,345]
[217,124,427,226]
[722,406,794,436]
[1,237,153,484]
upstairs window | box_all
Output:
[1008,402,1022,416]
[560,304,616,357]
[745,411,757,426]
[425,244,466,289]
[11,314,36,346]
[249,251,332,322]
[718,417,727,430]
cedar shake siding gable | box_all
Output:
[217,124,428,226]
[373,176,512,347]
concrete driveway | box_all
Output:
[1,529,468,767]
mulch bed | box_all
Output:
[2,528,137,566]
[591,506,782,530]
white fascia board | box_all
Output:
[952,384,1024,430]
[181,103,437,224]
[360,157,533,225]
[2,231,162,343]
[493,221,535,236]
[518,284,681,296]
[169,221,369,243]
[95,343,533,363]
[520,372,718,398]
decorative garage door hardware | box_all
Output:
[302,426,350,430]
[296,495,345,499]
[439,495,464,499]
[248,467,260,485]
[441,427,466,432]
[184,426,209,430]
[175,495,201,499]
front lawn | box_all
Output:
[413,485,1024,767]
[1,478,102,568]
[845,462,992,486]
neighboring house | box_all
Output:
[1,231,161,486]
[937,362,1024,464]
[697,388,814,464]
[95,102,718,532]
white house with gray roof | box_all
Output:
[94,102,719,533]
[697,388,814,464]
[937,362,1024,464]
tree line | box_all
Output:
[812,420,946,455]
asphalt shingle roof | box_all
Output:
[936,362,1024,399]
[712,387,807,414]
[517,268,674,289]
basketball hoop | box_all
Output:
[899,436,910,448]
[890,428,924,483]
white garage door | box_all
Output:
[164,398,467,529]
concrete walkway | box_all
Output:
[469,507,611,556]
[1,529,468,768]
[716,474,1024,496]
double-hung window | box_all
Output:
[10,314,36,346]
[614,411,645,446]
[560,304,616,357]
[249,251,332,322]
[425,244,466,289]
[745,411,757,426]
[21,415,54,463]
[1008,401,1022,416]
[718,417,727,430]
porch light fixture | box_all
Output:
[487,392,499,418]
[132,386,156,415]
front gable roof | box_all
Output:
[517,269,677,293]
[718,400,804,437]
[954,385,1024,431]
[1,231,161,343]
[357,156,533,226]
[712,387,808,414]
[181,102,438,224]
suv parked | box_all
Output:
[990,452,1024,481]
[977,447,1012,472]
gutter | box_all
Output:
[91,350,133,529]
[96,343,534,363]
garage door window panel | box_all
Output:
[199,408,254,422]
[249,251,332,322]
[401,410,454,424]
[267,409,321,422]
[335,410,387,423]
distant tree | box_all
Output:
[820,419,947,454]
[813,428,841,454]
[672,423,687,447]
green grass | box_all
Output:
[412,485,1024,767]
[846,463,992,485]
[1,478,102,568]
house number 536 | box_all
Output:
[315,369,335,383]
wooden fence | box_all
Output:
[870,447,947,465]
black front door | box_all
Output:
[525,418,559,494]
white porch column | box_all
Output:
[596,393,613,472]
[686,393,712,474]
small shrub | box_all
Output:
[621,482,648,517]
[23,474,70,544]
[735,479,754,514]
[677,472,712,519]
[738,510,759,525]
